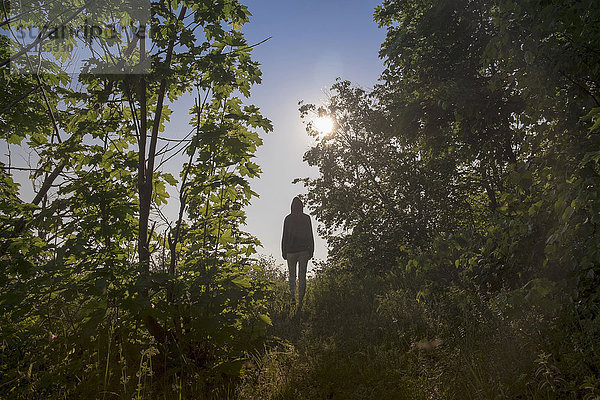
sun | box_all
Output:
[313,116,334,135]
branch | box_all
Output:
[0,84,41,116]
[0,4,86,69]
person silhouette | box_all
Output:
[281,196,314,308]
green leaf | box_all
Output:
[231,274,250,288]
[7,134,24,144]
[258,313,272,326]
[162,172,178,186]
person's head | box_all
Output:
[291,196,303,214]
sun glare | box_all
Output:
[314,116,334,135]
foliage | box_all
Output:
[298,80,475,272]
[239,267,600,399]
[0,0,273,398]
[2,0,600,397]
[291,0,600,397]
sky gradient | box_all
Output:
[239,0,387,266]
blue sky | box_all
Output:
[238,0,387,265]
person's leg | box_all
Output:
[297,250,310,307]
[287,252,299,304]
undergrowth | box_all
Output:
[237,265,600,399]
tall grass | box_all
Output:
[237,266,600,399]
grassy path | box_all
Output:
[235,269,577,399]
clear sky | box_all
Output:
[238,0,387,266]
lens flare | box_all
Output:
[314,116,334,135]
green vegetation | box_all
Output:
[240,262,597,399]
[2,0,600,398]
[243,0,600,398]
[1,0,273,398]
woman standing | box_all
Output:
[281,196,315,309]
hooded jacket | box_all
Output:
[281,197,314,258]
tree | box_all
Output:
[299,80,474,273]
[0,0,273,396]
[297,0,600,394]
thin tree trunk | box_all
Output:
[136,8,186,343]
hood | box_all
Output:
[291,196,303,214]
